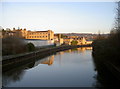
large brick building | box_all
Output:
[26,30,54,40]
[2,28,54,40]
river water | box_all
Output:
[3,47,100,87]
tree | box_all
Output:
[2,36,27,55]
[61,34,68,38]
[109,1,120,47]
[71,40,78,45]
[26,43,35,52]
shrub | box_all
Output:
[2,36,27,55]
[26,43,35,52]
[71,40,78,45]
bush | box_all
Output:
[92,29,120,66]
[2,36,27,55]
[2,36,36,55]
[71,40,78,45]
[26,43,35,52]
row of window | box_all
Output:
[29,33,48,35]
[28,36,48,38]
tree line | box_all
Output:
[2,29,35,56]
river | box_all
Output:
[3,47,101,87]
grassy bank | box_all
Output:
[92,29,120,84]
[92,30,120,66]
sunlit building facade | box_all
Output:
[26,30,54,40]
[3,28,54,40]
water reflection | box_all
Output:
[92,52,120,88]
[34,55,54,67]
[41,55,54,66]
[56,47,92,54]
[3,64,27,87]
[3,47,101,87]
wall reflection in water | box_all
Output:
[34,55,54,67]
[3,57,37,87]
[34,47,92,67]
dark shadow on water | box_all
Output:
[91,52,120,88]
[3,47,110,88]
[2,53,56,87]
[2,61,35,87]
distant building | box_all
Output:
[2,28,54,40]
[2,30,16,38]
[13,28,27,38]
[54,35,59,42]
[63,38,73,45]
[63,37,93,45]
[80,37,86,45]
[68,36,78,39]
[26,30,54,40]
[54,34,64,46]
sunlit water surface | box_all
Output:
[3,47,99,87]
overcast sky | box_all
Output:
[1,1,116,33]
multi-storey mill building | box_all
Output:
[26,30,54,40]
[12,28,54,40]
[2,28,54,47]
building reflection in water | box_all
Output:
[3,64,27,87]
[34,55,54,67]
[56,47,92,55]
[3,47,94,87]
[77,47,92,52]
[3,55,55,87]
[53,47,92,66]
[41,55,54,66]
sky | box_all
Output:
[0,1,117,33]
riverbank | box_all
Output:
[3,47,95,87]
[2,44,91,72]
[92,36,120,82]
